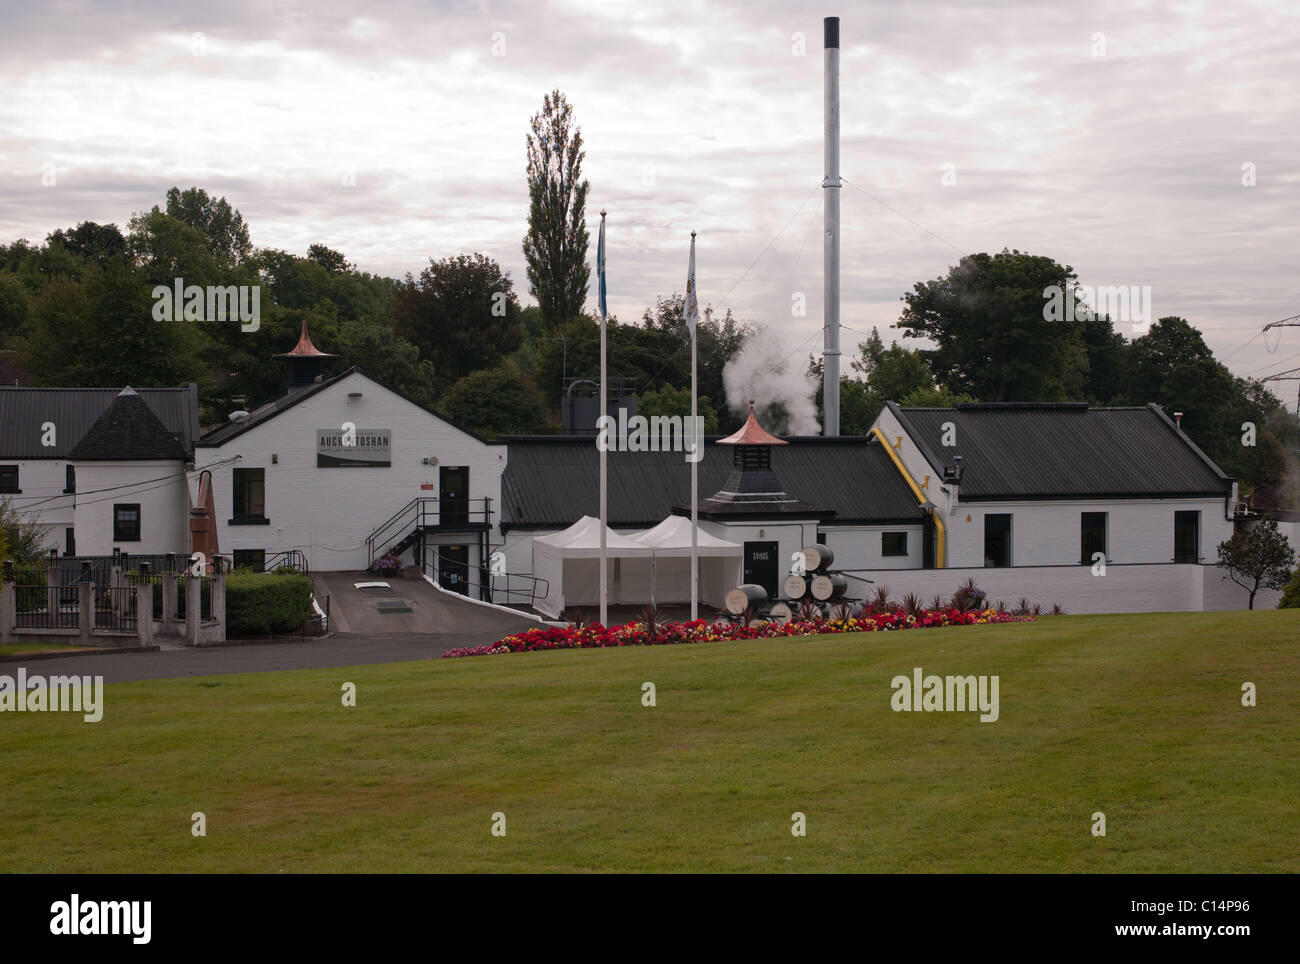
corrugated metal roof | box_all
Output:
[501,436,926,529]
[889,401,1231,500]
[0,385,199,459]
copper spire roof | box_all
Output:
[274,319,336,359]
[717,399,787,446]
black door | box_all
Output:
[1174,511,1200,563]
[984,514,1012,567]
[743,541,780,598]
[440,466,469,525]
[438,544,470,595]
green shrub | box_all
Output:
[1279,569,1300,609]
[226,572,314,636]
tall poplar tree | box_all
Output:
[523,90,591,332]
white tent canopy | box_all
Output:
[630,515,742,556]
[532,516,650,618]
[530,515,742,619]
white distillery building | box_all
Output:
[0,322,1284,614]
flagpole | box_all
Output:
[688,232,699,622]
[598,210,608,627]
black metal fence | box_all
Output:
[7,566,214,631]
[13,573,79,630]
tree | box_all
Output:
[1215,520,1296,609]
[389,253,523,394]
[898,249,1088,401]
[440,361,548,437]
[164,186,252,264]
[523,90,590,331]
[307,244,351,274]
[0,495,48,567]
[0,273,29,346]
[46,221,127,267]
[637,383,720,434]
[21,261,204,387]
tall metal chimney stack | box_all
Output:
[823,15,841,437]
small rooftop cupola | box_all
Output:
[274,319,336,389]
[695,400,819,517]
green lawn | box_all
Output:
[0,642,89,656]
[1,610,1296,873]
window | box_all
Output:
[65,527,76,556]
[882,531,909,557]
[113,504,141,542]
[233,468,266,521]
[233,549,266,573]
[0,465,18,493]
[1174,511,1200,563]
[1080,512,1107,565]
[984,514,1012,568]
[64,464,76,494]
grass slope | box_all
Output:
[1,611,1296,873]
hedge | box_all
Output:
[226,572,315,636]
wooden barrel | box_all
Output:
[725,583,769,615]
[810,573,848,601]
[768,602,793,624]
[801,544,835,572]
[783,573,809,600]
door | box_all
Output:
[743,541,779,599]
[438,544,470,595]
[983,514,1012,568]
[1174,511,1200,563]
[440,466,469,525]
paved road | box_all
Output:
[0,571,544,683]
[4,632,500,683]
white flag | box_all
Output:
[684,233,699,337]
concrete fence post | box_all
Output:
[186,576,200,646]
[79,580,94,644]
[162,572,179,637]
[0,563,14,645]
[211,557,227,642]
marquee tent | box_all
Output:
[627,516,741,610]
[531,516,651,618]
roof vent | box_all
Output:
[228,410,250,422]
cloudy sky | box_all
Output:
[2,0,1298,405]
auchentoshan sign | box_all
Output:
[317,428,391,467]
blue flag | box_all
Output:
[597,213,607,321]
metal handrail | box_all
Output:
[365,497,495,564]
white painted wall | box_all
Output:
[6,460,74,551]
[820,523,924,571]
[200,372,507,572]
[70,460,190,556]
[845,563,1206,614]
[940,498,1232,568]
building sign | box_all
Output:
[317,428,391,467]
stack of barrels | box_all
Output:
[723,544,850,624]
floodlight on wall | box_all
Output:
[348,392,363,399]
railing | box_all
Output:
[13,572,79,630]
[175,577,214,621]
[262,550,309,574]
[419,547,549,609]
[366,497,494,564]
[95,585,139,632]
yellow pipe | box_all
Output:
[870,426,945,568]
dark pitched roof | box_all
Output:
[68,387,191,461]
[197,367,492,447]
[500,436,926,530]
[887,401,1231,501]
[0,384,199,459]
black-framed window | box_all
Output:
[64,464,76,494]
[65,527,76,556]
[233,468,266,520]
[984,514,1012,568]
[113,503,141,542]
[0,465,18,493]
[1174,511,1200,563]
[882,531,909,556]
[1081,512,1107,564]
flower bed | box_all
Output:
[441,607,1034,659]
